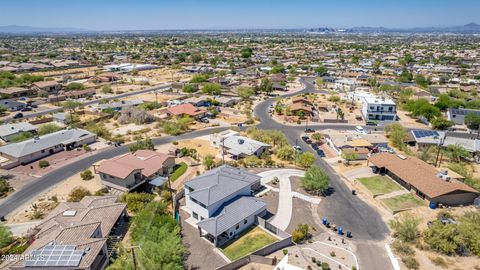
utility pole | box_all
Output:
[435,136,446,167]
[125,245,141,270]
[222,138,225,165]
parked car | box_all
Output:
[200,118,210,123]
[293,145,302,151]
[13,113,23,119]
[301,136,312,144]
[305,128,315,133]
[316,149,325,157]
[21,107,32,112]
[311,144,319,150]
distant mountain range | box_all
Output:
[0,23,480,34]
[310,23,480,33]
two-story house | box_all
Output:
[184,165,266,246]
[94,150,175,192]
[361,95,396,121]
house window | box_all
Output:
[370,106,374,110]
[388,107,393,111]
[235,224,239,230]
[41,150,45,153]
[192,212,198,220]
[243,219,247,224]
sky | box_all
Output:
[1,0,479,30]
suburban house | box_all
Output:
[0,128,96,168]
[210,129,240,148]
[32,81,62,93]
[91,99,143,112]
[184,165,266,246]
[368,153,479,205]
[214,96,241,107]
[324,130,388,155]
[0,87,36,98]
[411,129,480,160]
[159,103,207,119]
[94,150,175,192]
[447,108,480,125]
[361,94,396,121]
[289,103,314,117]
[1,196,127,270]
[0,122,37,142]
[221,135,270,159]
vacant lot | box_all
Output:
[221,226,277,261]
[381,194,424,212]
[357,176,402,195]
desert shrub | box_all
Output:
[80,169,93,180]
[68,187,92,202]
[38,160,50,168]
[119,192,155,213]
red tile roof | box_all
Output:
[165,103,206,117]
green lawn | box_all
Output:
[220,226,277,261]
[381,194,424,212]
[170,162,188,181]
[357,176,402,195]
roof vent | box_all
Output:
[238,139,244,144]
[397,154,407,160]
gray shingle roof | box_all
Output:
[0,128,95,158]
[185,165,260,207]
[0,122,37,138]
[196,196,266,237]
[223,135,270,156]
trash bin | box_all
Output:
[429,202,437,209]
[338,227,343,235]
[322,217,328,225]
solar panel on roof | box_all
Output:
[24,245,84,268]
[412,130,439,138]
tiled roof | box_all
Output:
[368,153,478,198]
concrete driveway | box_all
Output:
[342,167,375,181]
[258,169,305,231]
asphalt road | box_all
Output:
[254,77,392,270]
[0,126,228,218]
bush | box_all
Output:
[38,160,50,168]
[128,138,154,152]
[119,192,155,213]
[401,256,419,270]
[297,152,316,168]
[80,169,93,180]
[282,249,288,255]
[292,223,309,243]
[429,256,449,268]
[0,178,12,198]
[321,262,330,270]
[68,187,92,202]
[0,223,12,248]
[38,123,62,135]
[277,145,295,161]
[389,214,420,243]
[301,166,329,195]
[392,239,415,256]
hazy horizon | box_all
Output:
[1,0,479,31]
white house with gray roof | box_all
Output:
[0,128,96,168]
[222,135,271,159]
[0,122,37,142]
[184,165,266,246]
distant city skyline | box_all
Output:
[1,0,479,30]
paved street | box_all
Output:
[0,126,229,218]
[254,77,392,270]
